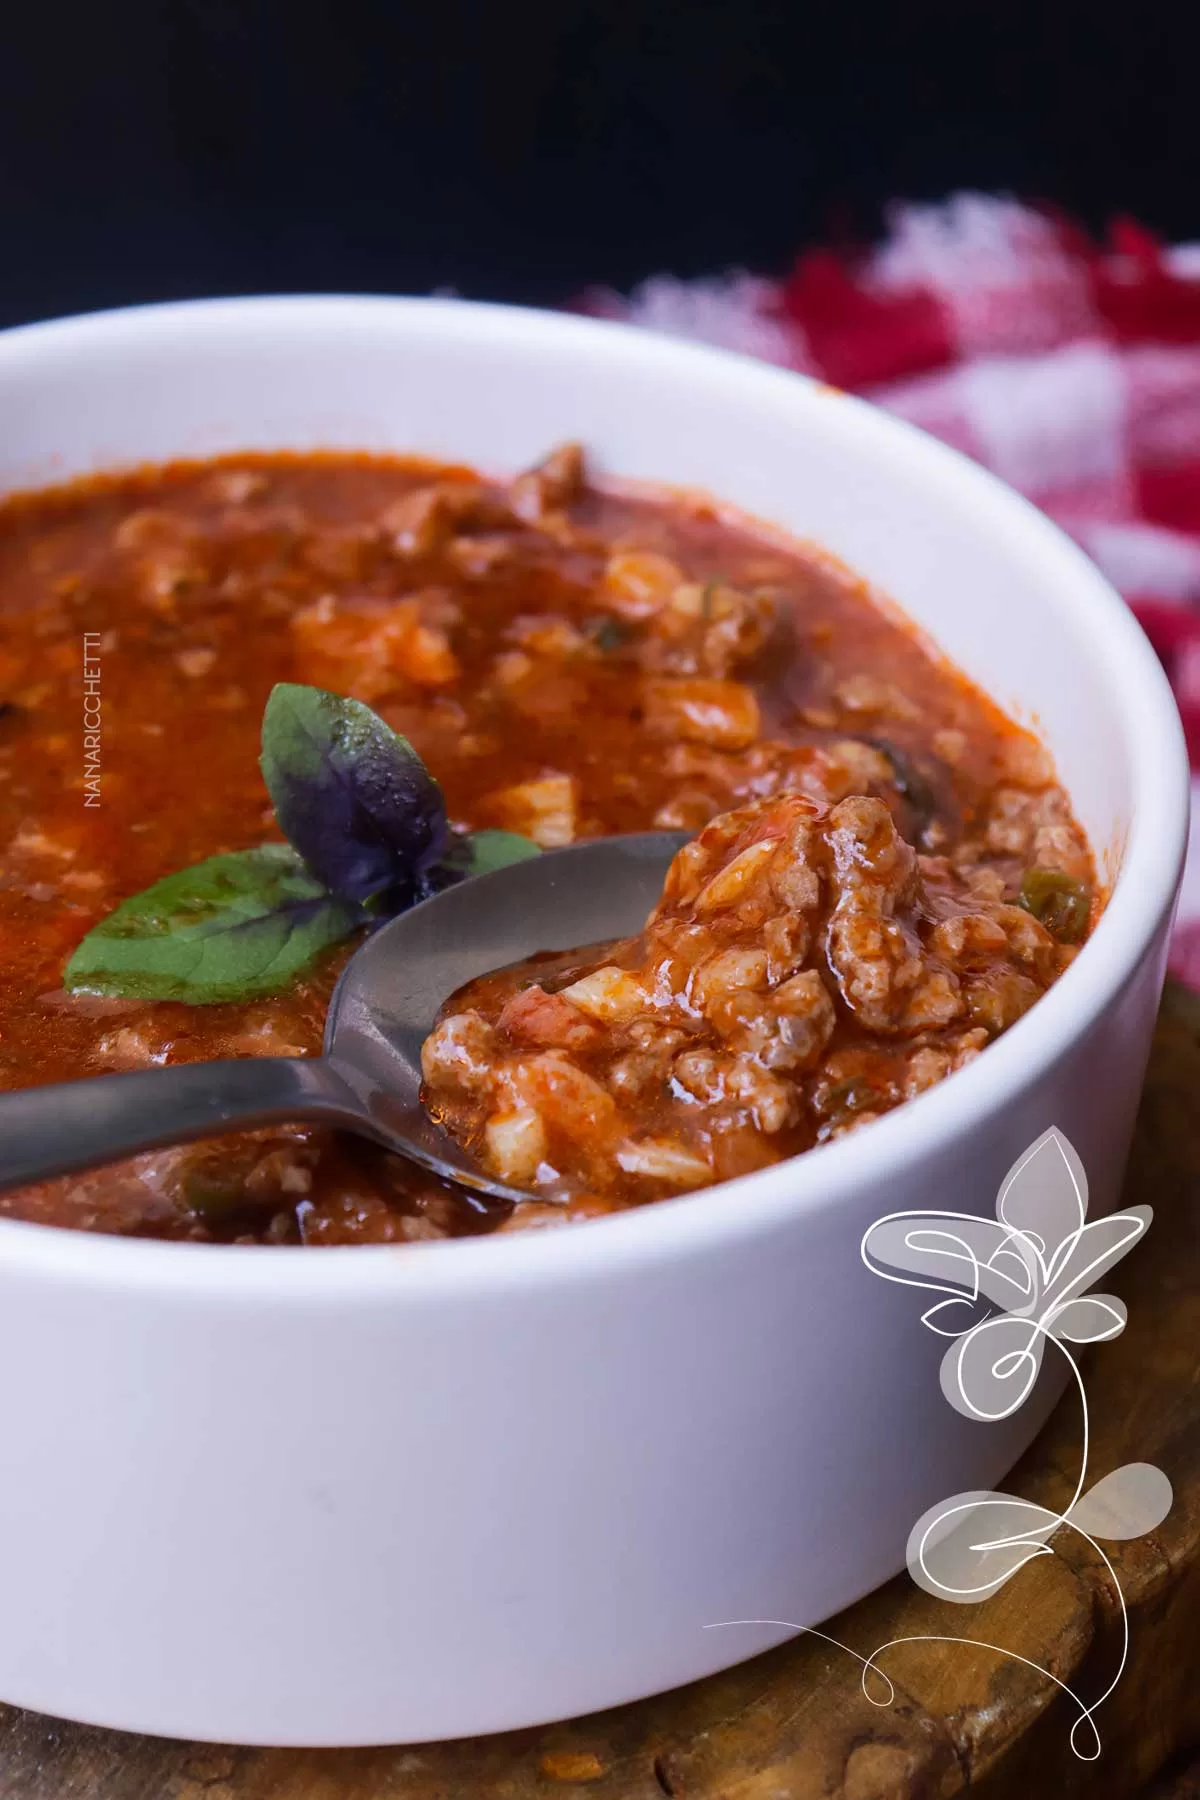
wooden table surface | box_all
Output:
[2,985,1198,1800]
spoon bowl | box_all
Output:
[0,833,687,1199]
[323,830,688,1198]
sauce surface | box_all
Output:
[0,446,1094,1243]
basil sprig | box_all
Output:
[64,685,540,1004]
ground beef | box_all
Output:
[422,792,1078,1207]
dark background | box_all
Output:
[0,1,1189,329]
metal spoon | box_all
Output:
[0,833,686,1201]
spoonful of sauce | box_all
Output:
[0,833,686,1201]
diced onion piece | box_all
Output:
[420,1010,497,1094]
[483,1108,547,1184]
[693,839,777,912]
[394,618,459,686]
[175,646,217,678]
[600,551,683,619]
[485,774,578,848]
[691,946,769,1008]
[643,677,761,750]
[615,1138,714,1187]
[833,673,920,721]
[559,966,646,1024]
[290,594,460,693]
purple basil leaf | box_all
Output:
[260,684,449,903]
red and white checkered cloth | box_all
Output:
[581,194,1200,986]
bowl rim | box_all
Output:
[0,292,1189,1300]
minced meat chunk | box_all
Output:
[422,793,1079,1205]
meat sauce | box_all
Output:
[0,446,1094,1243]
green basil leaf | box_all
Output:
[1017,866,1091,944]
[260,683,449,904]
[63,844,365,1004]
[454,829,543,877]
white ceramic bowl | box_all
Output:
[0,298,1188,1746]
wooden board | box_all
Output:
[2,983,1199,1800]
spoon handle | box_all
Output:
[0,1056,363,1193]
